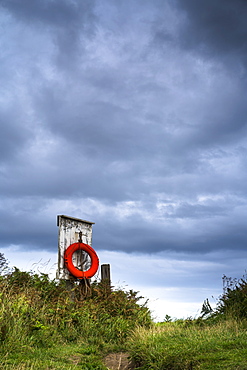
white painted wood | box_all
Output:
[56,215,95,280]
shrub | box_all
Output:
[0,269,152,354]
[0,252,9,275]
[216,273,247,319]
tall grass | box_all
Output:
[127,273,247,369]
[128,319,247,369]
[1,261,247,370]
[0,268,152,369]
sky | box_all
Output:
[1,0,247,320]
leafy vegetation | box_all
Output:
[216,273,247,319]
[128,272,247,369]
[0,260,151,369]
[0,253,247,369]
[0,252,9,274]
[129,319,247,369]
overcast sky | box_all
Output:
[1,0,247,320]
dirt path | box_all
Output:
[103,352,135,370]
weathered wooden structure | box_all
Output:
[56,215,95,280]
[56,215,111,296]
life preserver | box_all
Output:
[64,242,99,279]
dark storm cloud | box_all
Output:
[1,192,246,255]
[0,0,96,72]
[175,0,247,65]
[0,110,31,162]
[0,0,95,30]
[0,197,56,249]
[0,0,246,276]
[94,211,247,254]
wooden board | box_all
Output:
[56,215,95,280]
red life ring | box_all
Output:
[64,242,99,279]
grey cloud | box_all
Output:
[0,198,56,249]
[0,112,30,163]
[0,0,95,29]
[0,0,97,71]
[175,0,247,65]
[91,196,247,254]
[0,0,246,293]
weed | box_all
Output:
[1,257,247,370]
[0,267,151,368]
[128,320,247,369]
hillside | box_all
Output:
[0,257,247,369]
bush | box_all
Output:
[216,273,247,319]
[0,269,152,354]
[0,252,9,274]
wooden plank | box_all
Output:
[57,215,95,226]
[56,215,94,280]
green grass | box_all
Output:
[1,266,247,369]
[0,268,152,369]
[1,343,107,369]
[128,319,247,369]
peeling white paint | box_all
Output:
[56,215,94,280]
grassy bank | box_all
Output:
[128,273,247,369]
[0,268,151,369]
[128,319,247,369]
[0,263,247,369]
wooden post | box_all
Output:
[101,264,111,294]
[101,264,111,284]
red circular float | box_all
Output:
[64,242,99,279]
